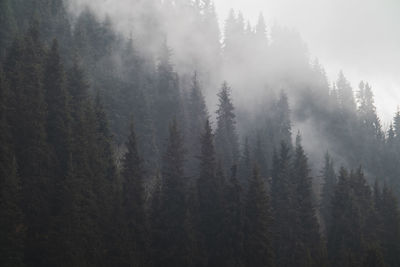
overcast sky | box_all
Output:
[214,0,400,124]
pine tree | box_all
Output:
[328,167,373,267]
[64,59,102,265]
[44,39,70,176]
[219,165,244,267]
[93,93,118,265]
[271,142,295,267]
[320,152,337,234]
[120,123,146,266]
[274,91,292,146]
[293,133,324,267]
[153,41,182,151]
[197,120,224,266]
[151,120,192,267]
[0,66,25,267]
[215,81,239,172]
[238,137,251,187]
[186,72,208,177]
[253,133,268,180]
[378,184,400,267]
[337,71,356,114]
[244,166,274,267]
[5,24,53,266]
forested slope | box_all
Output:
[1,1,400,266]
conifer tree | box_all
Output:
[197,120,224,266]
[215,81,239,172]
[44,39,70,176]
[244,166,274,267]
[5,25,53,266]
[238,137,252,187]
[275,91,292,146]
[320,152,337,234]
[153,41,182,151]
[253,133,268,179]
[186,72,208,176]
[328,167,373,267]
[271,142,295,267]
[378,184,400,267]
[219,165,244,267]
[337,71,356,114]
[120,123,146,266]
[64,59,102,265]
[151,120,192,267]
[293,133,324,267]
[0,67,24,267]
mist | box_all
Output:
[1,0,400,266]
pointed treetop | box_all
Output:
[295,131,302,148]
[256,12,267,38]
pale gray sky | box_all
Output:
[214,0,400,123]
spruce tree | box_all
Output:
[0,66,24,267]
[271,142,295,267]
[215,81,239,172]
[378,184,400,267]
[293,133,324,267]
[238,137,252,187]
[186,72,208,177]
[244,166,274,267]
[220,165,244,267]
[5,24,53,266]
[120,123,146,266]
[153,41,182,151]
[197,120,224,266]
[320,152,337,234]
[151,120,191,267]
[64,59,102,265]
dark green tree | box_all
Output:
[197,120,225,266]
[186,72,208,177]
[151,120,192,267]
[0,66,25,267]
[153,41,182,151]
[219,165,245,267]
[292,133,325,267]
[120,123,146,266]
[5,25,53,266]
[320,152,337,234]
[271,142,295,267]
[215,81,239,172]
[243,166,274,267]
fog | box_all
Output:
[214,0,400,123]
[67,0,400,123]
[65,0,400,170]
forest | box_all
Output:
[1,0,400,266]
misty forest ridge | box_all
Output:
[1,1,400,267]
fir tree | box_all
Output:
[0,66,24,267]
[271,142,295,267]
[5,24,53,266]
[215,81,239,172]
[120,123,146,266]
[153,41,182,151]
[293,133,324,267]
[244,166,274,267]
[219,165,245,267]
[197,120,224,266]
[186,72,208,177]
[151,120,192,267]
[320,152,337,234]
